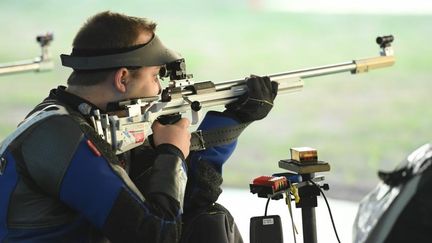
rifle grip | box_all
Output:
[157,113,182,125]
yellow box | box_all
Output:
[290,147,318,162]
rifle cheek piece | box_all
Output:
[60,35,182,70]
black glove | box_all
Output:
[224,75,278,123]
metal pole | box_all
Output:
[300,173,318,243]
[302,206,317,243]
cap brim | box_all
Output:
[60,35,182,70]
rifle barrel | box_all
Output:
[215,54,395,91]
[0,58,54,76]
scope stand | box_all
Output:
[278,159,330,243]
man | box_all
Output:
[0,11,277,242]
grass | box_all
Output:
[0,0,431,197]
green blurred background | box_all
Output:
[1,0,431,201]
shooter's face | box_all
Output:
[124,65,162,99]
[123,31,162,99]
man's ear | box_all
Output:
[113,68,129,93]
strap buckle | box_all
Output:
[194,130,206,151]
[0,156,7,175]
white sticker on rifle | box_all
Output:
[263,218,274,225]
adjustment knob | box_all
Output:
[191,101,201,111]
[320,183,330,191]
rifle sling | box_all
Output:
[189,123,250,151]
[144,123,250,152]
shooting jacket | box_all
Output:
[0,86,239,243]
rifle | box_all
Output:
[0,33,54,76]
[90,35,395,154]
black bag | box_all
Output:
[353,143,432,243]
[180,203,243,243]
